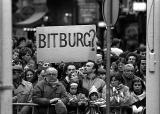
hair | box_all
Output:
[130,78,146,92]
[46,67,58,75]
[110,72,123,84]
[126,52,138,62]
[124,64,134,71]
[137,45,146,54]
[111,38,121,47]
[63,63,76,75]
[19,47,32,59]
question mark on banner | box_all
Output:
[89,29,96,51]
[89,29,96,47]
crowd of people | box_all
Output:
[12,36,146,114]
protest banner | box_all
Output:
[36,25,97,63]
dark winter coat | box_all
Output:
[32,80,69,114]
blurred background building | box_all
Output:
[12,0,146,50]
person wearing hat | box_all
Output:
[12,64,33,114]
[86,86,105,114]
[32,67,68,114]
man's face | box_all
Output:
[140,60,146,73]
[96,54,103,65]
[84,62,95,74]
[12,52,19,60]
[67,65,76,75]
[45,68,58,82]
[123,65,134,79]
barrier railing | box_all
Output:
[13,103,145,114]
[13,103,56,114]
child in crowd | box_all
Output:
[67,83,79,114]
[86,86,105,114]
[130,78,146,114]
[67,82,88,114]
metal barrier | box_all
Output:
[13,103,145,114]
[13,103,38,114]
[13,103,55,114]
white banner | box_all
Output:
[36,25,97,63]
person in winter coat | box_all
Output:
[122,64,140,89]
[130,78,146,114]
[12,64,33,114]
[86,86,105,114]
[102,72,130,106]
[32,67,68,114]
[67,82,88,114]
[102,72,131,114]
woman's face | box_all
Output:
[110,62,117,71]
[133,82,142,94]
[128,56,136,65]
[26,71,34,81]
[111,77,119,87]
[22,53,31,62]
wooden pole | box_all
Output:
[0,0,12,114]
